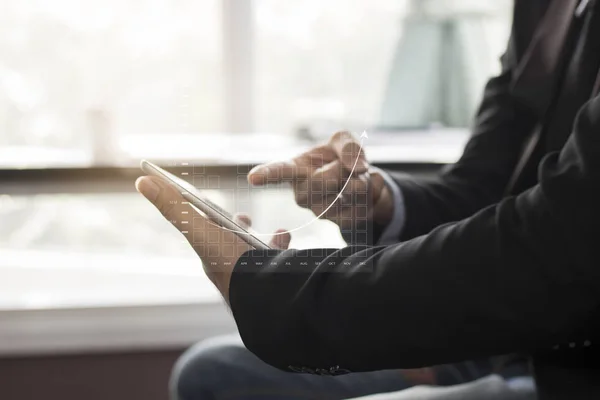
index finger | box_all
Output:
[328,131,369,174]
[248,145,337,186]
[247,160,307,186]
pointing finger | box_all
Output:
[247,161,306,186]
[270,229,291,249]
[248,145,337,186]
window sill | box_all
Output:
[0,251,235,356]
[119,128,469,165]
[0,128,470,172]
[0,302,235,356]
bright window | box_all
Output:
[0,0,513,316]
[0,0,222,168]
[0,0,512,168]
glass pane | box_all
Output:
[255,0,513,136]
[0,0,222,169]
[0,190,343,256]
[0,189,345,307]
[0,0,514,168]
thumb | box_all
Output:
[270,229,291,249]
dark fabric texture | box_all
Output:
[229,1,600,399]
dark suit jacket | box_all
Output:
[229,0,600,398]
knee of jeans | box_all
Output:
[475,375,524,398]
[480,375,507,394]
[170,335,244,400]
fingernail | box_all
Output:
[247,166,266,184]
[136,177,161,202]
[249,165,264,175]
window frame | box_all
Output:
[0,163,445,195]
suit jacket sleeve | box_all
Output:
[386,0,549,242]
[229,95,600,373]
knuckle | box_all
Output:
[329,130,351,145]
[341,141,359,156]
[369,171,386,192]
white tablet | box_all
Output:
[140,160,271,250]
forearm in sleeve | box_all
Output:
[229,96,600,374]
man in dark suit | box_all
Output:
[137,0,600,398]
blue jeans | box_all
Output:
[346,376,537,400]
[170,334,533,400]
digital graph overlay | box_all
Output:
[169,133,374,262]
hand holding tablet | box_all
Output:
[139,160,272,250]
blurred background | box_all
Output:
[0,0,512,398]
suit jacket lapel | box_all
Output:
[511,0,581,117]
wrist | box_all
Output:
[372,185,394,225]
[203,242,252,303]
